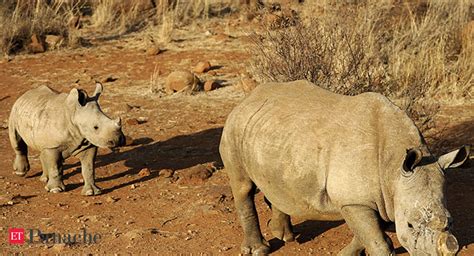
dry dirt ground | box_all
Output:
[0,18,473,255]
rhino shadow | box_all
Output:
[293,220,345,244]
[265,220,344,253]
[428,119,474,249]
[446,158,474,250]
[64,127,224,194]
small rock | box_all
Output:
[45,35,63,50]
[220,246,232,252]
[138,168,151,177]
[4,55,13,62]
[126,118,140,126]
[176,164,213,184]
[28,34,45,54]
[103,76,118,83]
[165,70,201,93]
[106,196,118,203]
[193,61,212,73]
[0,120,7,129]
[57,203,68,208]
[130,184,137,190]
[204,80,219,91]
[137,117,148,123]
[146,45,162,56]
[159,169,174,178]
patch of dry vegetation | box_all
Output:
[0,0,77,54]
[0,0,221,54]
[147,0,214,44]
[90,0,153,35]
[250,0,473,130]
[89,0,216,43]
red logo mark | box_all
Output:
[9,228,25,245]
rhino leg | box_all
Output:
[338,237,364,256]
[39,158,49,183]
[8,126,30,176]
[77,147,101,196]
[41,149,66,193]
[228,170,270,255]
[340,205,395,256]
[266,200,295,242]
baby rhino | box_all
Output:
[9,83,125,195]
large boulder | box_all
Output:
[165,70,201,93]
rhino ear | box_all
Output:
[438,145,470,169]
[402,148,423,175]
[93,82,103,99]
[67,88,88,107]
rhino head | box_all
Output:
[67,82,125,148]
[394,145,470,256]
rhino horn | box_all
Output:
[437,232,459,256]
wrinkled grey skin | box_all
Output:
[9,83,125,196]
[219,80,470,255]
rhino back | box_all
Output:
[10,86,75,150]
[221,80,422,220]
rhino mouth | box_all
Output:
[106,134,126,148]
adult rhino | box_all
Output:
[9,83,125,195]
[219,80,470,255]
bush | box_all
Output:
[250,0,473,131]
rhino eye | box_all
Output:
[94,125,99,130]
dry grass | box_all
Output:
[1,0,220,54]
[90,0,216,43]
[90,0,152,35]
[250,0,473,131]
[150,64,165,94]
[148,0,214,44]
[0,0,77,54]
